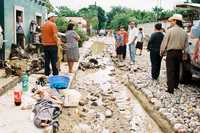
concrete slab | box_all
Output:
[0,38,94,133]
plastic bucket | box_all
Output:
[48,75,70,89]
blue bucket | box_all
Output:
[48,75,70,89]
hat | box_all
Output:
[47,13,57,19]
[168,14,183,22]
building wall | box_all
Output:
[0,0,4,29]
[4,0,47,59]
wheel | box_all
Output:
[179,61,192,84]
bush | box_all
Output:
[75,28,89,47]
[56,17,89,47]
[56,17,68,33]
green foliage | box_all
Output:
[75,28,89,47]
[97,7,107,30]
[109,13,132,30]
[55,17,68,33]
[55,17,88,47]
[107,6,156,29]
[43,0,54,13]
[78,5,106,30]
[56,6,78,17]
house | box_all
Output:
[65,17,88,33]
[0,0,47,60]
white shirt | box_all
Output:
[128,27,138,44]
[137,31,144,42]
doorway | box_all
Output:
[14,6,24,44]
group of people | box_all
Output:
[114,14,197,94]
[114,21,144,64]
[41,13,80,76]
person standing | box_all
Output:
[147,23,164,80]
[64,23,80,73]
[16,16,25,49]
[128,21,138,64]
[41,13,59,76]
[160,14,188,94]
[136,28,144,55]
[116,26,128,61]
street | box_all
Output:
[0,37,200,133]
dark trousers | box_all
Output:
[122,45,126,59]
[150,51,162,79]
[43,45,58,76]
[166,50,182,92]
[17,33,24,49]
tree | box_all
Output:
[97,6,107,30]
[56,6,78,17]
[110,13,132,30]
[78,5,99,29]
[43,0,54,13]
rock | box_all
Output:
[79,100,88,106]
[105,109,113,118]
[72,123,92,133]
[91,101,98,106]
[174,123,187,133]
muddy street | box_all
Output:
[59,38,163,133]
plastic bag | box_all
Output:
[64,89,81,107]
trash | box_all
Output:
[36,76,48,86]
[33,99,62,128]
[64,89,82,107]
[14,88,22,106]
[22,72,29,92]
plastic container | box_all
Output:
[14,88,22,106]
[22,72,29,92]
[48,75,70,89]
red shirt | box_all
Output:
[41,20,58,45]
[117,31,128,45]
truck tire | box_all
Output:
[179,61,192,84]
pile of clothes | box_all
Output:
[21,76,65,132]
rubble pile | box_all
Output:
[79,53,106,71]
[5,44,44,76]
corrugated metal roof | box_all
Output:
[176,3,200,10]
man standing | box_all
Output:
[160,14,188,94]
[147,23,164,80]
[41,13,59,76]
[128,21,138,64]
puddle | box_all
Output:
[91,41,107,55]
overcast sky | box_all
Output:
[49,0,185,11]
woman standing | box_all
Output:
[147,23,164,80]
[64,23,80,73]
[160,14,188,94]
